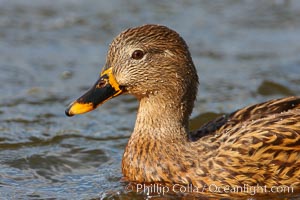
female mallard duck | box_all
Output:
[65,24,300,194]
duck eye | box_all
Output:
[131,50,144,60]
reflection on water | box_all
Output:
[257,80,295,96]
[0,0,300,199]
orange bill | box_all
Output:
[65,68,123,116]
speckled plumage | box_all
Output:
[114,25,300,190]
[67,24,300,194]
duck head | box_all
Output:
[65,24,198,122]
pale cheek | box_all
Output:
[115,73,126,86]
[115,70,133,87]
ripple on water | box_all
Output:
[257,80,295,96]
[1,0,300,199]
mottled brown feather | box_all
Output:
[87,24,300,195]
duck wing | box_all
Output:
[189,96,300,141]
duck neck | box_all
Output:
[132,92,190,142]
[122,92,196,183]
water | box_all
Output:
[0,0,300,199]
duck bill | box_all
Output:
[65,68,122,117]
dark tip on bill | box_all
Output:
[65,108,74,117]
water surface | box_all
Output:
[0,0,300,199]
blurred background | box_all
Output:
[0,0,299,199]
